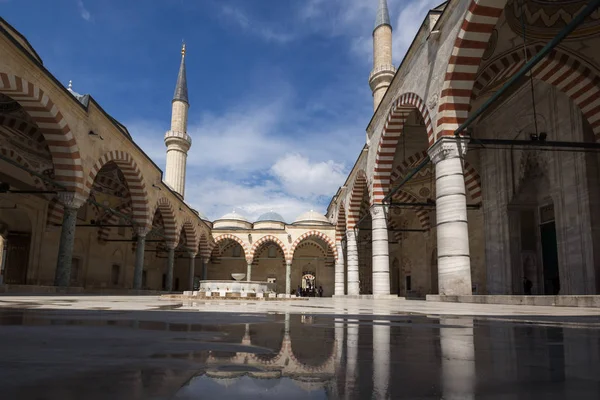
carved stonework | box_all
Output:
[427,137,469,164]
[56,192,87,209]
[370,204,388,218]
[427,94,438,110]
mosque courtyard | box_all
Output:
[0,295,600,399]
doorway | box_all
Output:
[4,233,30,284]
[540,221,560,295]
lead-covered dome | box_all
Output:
[293,210,330,225]
[256,211,286,223]
[213,210,252,230]
[217,210,248,222]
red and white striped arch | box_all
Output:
[97,201,132,241]
[212,234,250,262]
[179,217,199,252]
[152,197,178,245]
[46,198,64,227]
[290,231,338,262]
[372,92,434,204]
[0,145,47,190]
[346,171,368,229]
[335,205,346,242]
[86,151,149,228]
[0,72,84,192]
[473,45,600,139]
[436,0,506,139]
[389,150,482,202]
[391,190,431,230]
[250,235,289,262]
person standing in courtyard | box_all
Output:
[318,286,323,297]
[523,277,533,295]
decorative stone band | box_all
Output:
[164,130,192,145]
[369,64,396,82]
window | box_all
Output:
[406,275,412,291]
[232,245,241,258]
[111,264,120,285]
[268,246,276,258]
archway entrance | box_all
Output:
[301,271,316,296]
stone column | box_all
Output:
[246,259,253,282]
[201,257,209,280]
[373,322,391,399]
[133,228,148,290]
[188,251,196,290]
[346,230,360,295]
[0,228,7,285]
[427,137,472,295]
[334,241,345,295]
[165,242,176,291]
[54,192,86,287]
[371,205,390,296]
[285,260,292,296]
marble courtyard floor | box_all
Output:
[0,296,599,399]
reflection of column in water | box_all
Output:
[440,317,475,400]
[345,318,359,400]
[373,322,390,399]
[335,318,345,371]
[284,313,290,335]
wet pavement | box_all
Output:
[0,297,599,399]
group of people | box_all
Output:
[296,284,323,297]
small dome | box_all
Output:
[256,211,286,223]
[294,210,329,225]
[216,210,248,222]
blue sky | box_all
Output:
[2,0,441,221]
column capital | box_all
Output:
[165,242,177,250]
[427,136,469,164]
[56,191,87,210]
[245,257,254,265]
[370,204,388,218]
[188,250,197,258]
[135,227,150,237]
[201,256,210,265]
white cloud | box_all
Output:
[221,5,295,44]
[77,0,91,22]
[271,154,347,200]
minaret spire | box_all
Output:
[173,42,188,104]
[375,0,391,30]
[369,0,395,111]
[164,43,192,199]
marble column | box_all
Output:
[440,317,475,399]
[246,259,253,282]
[373,322,390,399]
[201,257,209,280]
[346,230,360,295]
[427,137,472,295]
[165,243,176,291]
[371,205,390,295]
[335,241,345,295]
[188,251,196,290]
[0,229,7,285]
[133,228,148,290]
[54,192,86,287]
[285,260,292,296]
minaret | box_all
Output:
[369,0,396,111]
[164,43,192,198]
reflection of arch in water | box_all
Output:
[249,323,284,363]
[205,324,247,363]
[288,315,336,370]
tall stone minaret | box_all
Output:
[369,0,396,111]
[164,43,192,198]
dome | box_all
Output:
[216,210,248,223]
[293,210,330,225]
[256,211,286,223]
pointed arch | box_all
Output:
[372,92,433,204]
[86,150,150,228]
[391,190,431,230]
[473,45,600,139]
[151,197,178,244]
[249,235,288,262]
[290,231,337,262]
[347,171,368,229]
[0,72,84,192]
[213,234,250,262]
[97,201,132,241]
[436,0,507,139]
[389,150,482,202]
[335,204,346,242]
[178,217,198,251]
[198,233,211,259]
